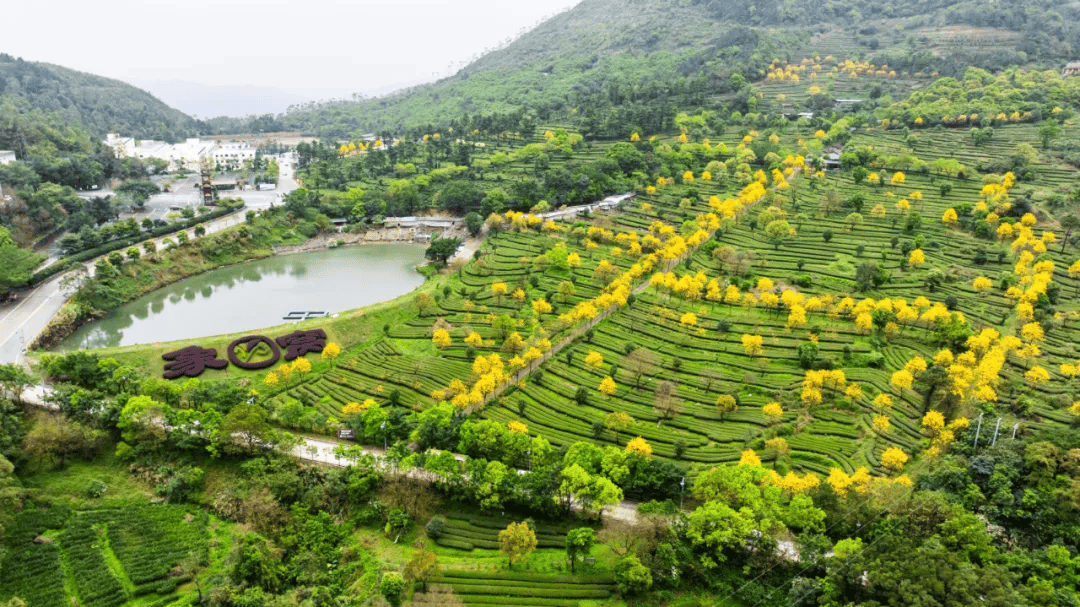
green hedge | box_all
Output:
[441,570,614,584]
[28,205,243,286]
[446,584,610,599]
[435,537,474,550]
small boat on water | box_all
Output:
[283,311,328,320]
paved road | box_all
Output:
[1,208,248,366]
[296,435,640,524]
[121,153,298,223]
[0,277,66,365]
[0,155,299,367]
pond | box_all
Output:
[59,244,427,350]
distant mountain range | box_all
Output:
[276,0,1080,137]
[0,53,198,141]
[4,0,1080,142]
[128,80,341,119]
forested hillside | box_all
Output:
[0,54,199,142]
[277,0,1080,137]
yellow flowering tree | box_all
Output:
[321,341,342,367]
[872,415,891,434]
[715,394,738,420]
[765,437,790,459]
[942,208,959,228]
[626,436,653,459]
[881,447,908,473]
[432,329,452,349]
[739,449,761,465]
[762,402,784,425]
[598,376,618,397]
[584,351,604,369]
[741,334,764,357]
[532,298,552,315]
[464,332,483,348]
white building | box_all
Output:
[103,134,248,171]
[104,133,136,157]
[0,151,16,165]
[211,141,257,170]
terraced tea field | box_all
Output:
[0,504,209,607]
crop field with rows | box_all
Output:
[0,504,209,607]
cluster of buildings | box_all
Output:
[104,134,257,171]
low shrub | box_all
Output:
[426,515,447,539]
[435,537,474,550]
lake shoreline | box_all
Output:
[36,235,430,352]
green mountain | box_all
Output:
[0,53,199,142]
[278,0,1080,137]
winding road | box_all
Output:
[0,154,298,367]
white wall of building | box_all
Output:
[103,135,257,171]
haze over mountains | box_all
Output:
[128,78,436,119]
[274,0,1080,137]
[4,0,1080,140]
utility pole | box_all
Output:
[973,412,984,447]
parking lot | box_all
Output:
[116,153,298,223]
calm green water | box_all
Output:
[59,244,426,350]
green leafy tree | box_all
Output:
[464,212,483,237]
[1039,122,1061,149]
[565,527,596,572]
[764,219,792,249]
[0,364,33,403]
[425,237,462,266]
[435,181,484,215]
[0,227,43,298]
[22,413,103,469]
[685,500,755,568]
[213,403,284,457]
[226,533,284,592]
[380,572,406,607]
[614,555,653,595]
[404,541,440,593]
[114,180,160,206]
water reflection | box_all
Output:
[59,245,426,350]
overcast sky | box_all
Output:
[6,0,581,115]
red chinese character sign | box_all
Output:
[276,329,327,360]
[161,328,327,378]
[227,336,281,370]
[162,346,228,379]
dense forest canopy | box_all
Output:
[272,0,1080,138]
[0,54,202,141]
